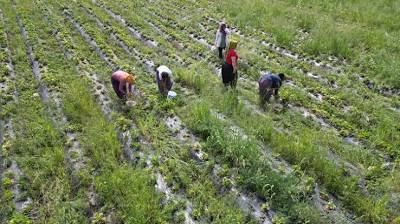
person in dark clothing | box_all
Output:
[221,39,239,88]
[258,72,285,105]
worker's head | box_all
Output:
[126,74,135,85]
[278,73,285,81]
[228,39,238,50]
[219,22,226,33]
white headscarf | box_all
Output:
[157,65,172,80]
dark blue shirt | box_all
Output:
[260,73,282,88]
[269,75,282,88]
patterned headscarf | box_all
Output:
[228,38,238,49]
[125,74,135,85]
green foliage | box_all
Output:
[92,212,106,224]
[9,213,32,224]
[95,167,167,223]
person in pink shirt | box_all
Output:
[111,70,135,100]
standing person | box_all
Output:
[111,70,135,100]
[214,22,229,59]
[258,72,285,106]
[221,39,239,88]
[156,65,173,96]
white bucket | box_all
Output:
[167,91,177,99]
[126,100,136,107]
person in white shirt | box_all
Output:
[214,22,229,59]
[155,65,173,96]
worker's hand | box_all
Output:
[127,92,133,98]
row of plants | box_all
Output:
[0,7,25,223]
[1,1,80,222]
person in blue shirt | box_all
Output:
[258,72,285,106]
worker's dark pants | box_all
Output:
[218,47,225,59]
[111,76,125,99]
[221,62,237,88]
[156,72,173,94]
[258,78,274,103]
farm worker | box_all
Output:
[214,22,229,59]
[111,71,135,100]
[156,65,173,96]
[258,72,285,105]
[221,39,239,88]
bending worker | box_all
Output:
[111,70,135,100]
[156,65,173,96]
[258,72,285,105]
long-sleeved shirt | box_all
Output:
[112,70,132,93]
[259,73,282,89]
[215,28,229,48]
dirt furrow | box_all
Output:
[0,8,32,215]
[15,7,88,189]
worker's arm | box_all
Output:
[231,56,237,74]
[126,82,133,97]
[214,31,220,47]
[159,80,166,95]
[274,88,279,96]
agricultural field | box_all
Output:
[0,0,399,223]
